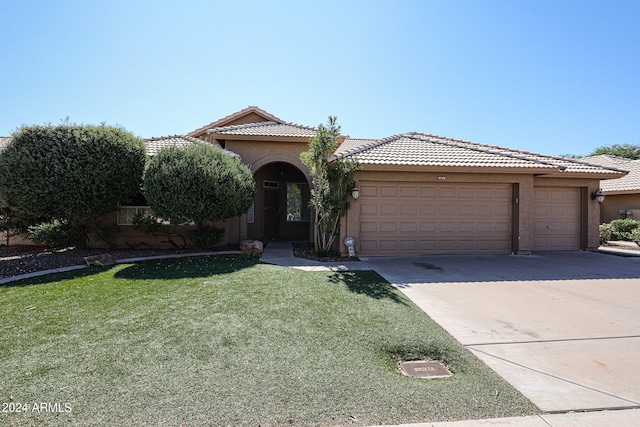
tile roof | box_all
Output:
[144,135,239,159]
[334,138,378,155]
[208,121,318,138]
[188,106,285,137]
[585,155,640,193]
[337,132,627,176]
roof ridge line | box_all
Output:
[337,133,406,157]
[187,106,286,137]
[407,133,561,169]
[145,134,195,141]
[281,120,317,131]
[208,121,279,133]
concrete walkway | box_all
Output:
[259,240,370,271]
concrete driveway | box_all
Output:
[361,252,640,413]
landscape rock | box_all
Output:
[83,253,116,267]
[240,240,263,255]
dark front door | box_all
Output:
[264,189,279,239]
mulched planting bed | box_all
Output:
[0,245,238,280]
[292,241,359,262]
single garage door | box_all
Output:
[358,182,512,255]
[533,187,581,251]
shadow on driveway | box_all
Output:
[362,251,640,285]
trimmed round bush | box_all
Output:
[0,124,146,246]
[144,143,255,226]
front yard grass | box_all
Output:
[0,255,539,426]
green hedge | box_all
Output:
[0,124,146,247]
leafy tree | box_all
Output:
[0,124,146,247]
[301,117,359,255]
[589,143,640,160]
[143,143,255,228]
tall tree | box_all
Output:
[589,143,640,160]
[301,117,359,255]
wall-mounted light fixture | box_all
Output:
[351,186,360,200]
[591,189,605,203]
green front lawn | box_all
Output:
[0,255,539,426]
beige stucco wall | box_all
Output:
[224,139,312,183]
[600,194,640,223]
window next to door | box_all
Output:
[286,183,310,222]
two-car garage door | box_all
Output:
[357,182,583,255]
[358,182,513,255]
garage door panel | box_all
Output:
[380,186,397,197]
[379,240,398,251]
[420,187,437,197]
[400,222,417,232]
[361,185,378,197]
[360,222,378,233]
[458,188,475,198]
[380,205,397,215]
[400,205,417,215]
[440,205,456,216]
[476,206,493,217]
[360,204,378,215]
[533,187,581,251]
[420,205,437,215]
[358,182,512,255]
[400,186,417,197]
[379,222,397,233]
[459,206,475,216]
[439,187,457,198]
[419,222,436,232]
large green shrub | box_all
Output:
[599,223,612,245]
[144,143,255,226]
[27,219,83,248]
[609,219,640,241]
[0,124,146,247]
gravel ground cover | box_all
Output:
[0,245,223,280]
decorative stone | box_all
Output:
[83,254,116,267]
[240,240,263,255]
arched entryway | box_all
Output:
[249,162,311,241]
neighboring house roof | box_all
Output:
[585,155,640,194]
[0,136,12,150]
[208,121,317,138]
[336,132,626,177]
[188,106,285,138]
[144,135,239,159]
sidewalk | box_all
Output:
[598,241,640,257]
[374,409,640,426]
[259,240,370,271]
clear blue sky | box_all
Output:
[1,0,638,156]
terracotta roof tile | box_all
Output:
[188,106,285,137]
[335,138,379,155]
[208,121,317,138]
[144,135,239,159]
[585,155,640,193]
[338,132,626,176]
